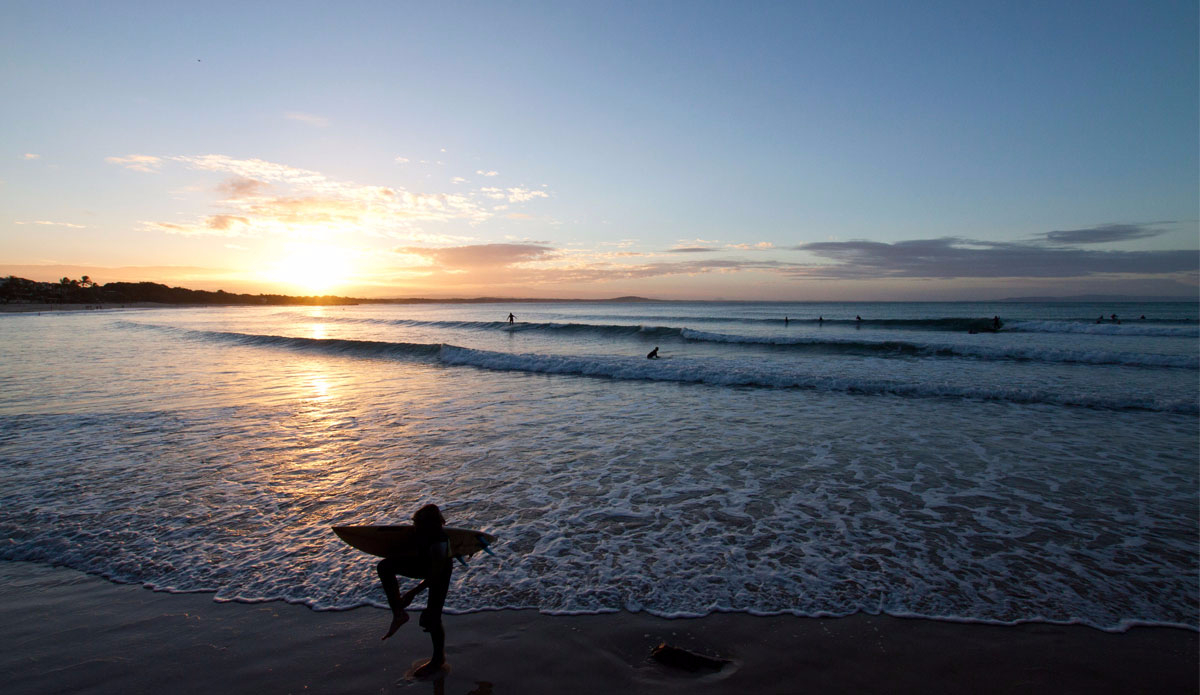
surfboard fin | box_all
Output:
[455,555,469,568]
[476,535,496,556]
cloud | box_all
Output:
[142,221,194,235]
[505,187,549,203]
[389,245,804,288]
[395,157,410,164]
[476,170,499,177]
[285,112,330,127]
[205,215,250,232]
[451,177,467,184]
[668,247,716,253]
[217,177,271,199]
[728,242,776,250]
[106,154,162,173]
[397,243,556,269]
[1042,223,1167,245]
[525,257,801,286]
[175,155,327,187]
[15,220,86,228]
[795,236,1198,279]
[21,153,39,160]
[140,154,504,238]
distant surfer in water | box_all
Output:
[507,313,514,324]
[377,503,452,677]
[647,346,659,359]
[992,316,1002,330]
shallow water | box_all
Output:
[1,301,1196,630]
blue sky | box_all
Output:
[2,1,1197,299]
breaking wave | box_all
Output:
[122,323,1199,414]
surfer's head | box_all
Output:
[413,503,445,529]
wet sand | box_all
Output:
[1,561,1195,694]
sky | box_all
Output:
[2,1,1197,300]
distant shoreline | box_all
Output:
[0,302,177,313]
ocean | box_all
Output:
[1,300,1196,632]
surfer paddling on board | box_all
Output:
[647,346,659,359]
[377,503,452,677]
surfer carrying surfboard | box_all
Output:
[377,503,453,677]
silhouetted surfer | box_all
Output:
[507,313,514,324]
[856,315,862,322]
[647,346,659,359]
[377,504,453,677]
[992,316,1002,330]
[784,316,789,326]
[818,316,823,323]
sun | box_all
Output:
[264,244,355,295]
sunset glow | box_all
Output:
[1,3,1196,299]
[262,245,356,295]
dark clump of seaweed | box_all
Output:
[650,642,730,672]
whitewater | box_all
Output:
[0,300,1196,631]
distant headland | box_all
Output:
[997,294,1197,303]
[0,275,659,308]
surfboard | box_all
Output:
[332,525,497,561]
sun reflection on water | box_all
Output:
[306,372,332,401]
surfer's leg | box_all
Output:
[377,559,410,640]
[413,614,445,677]
[414,569,450,674]
[401,579,427,606]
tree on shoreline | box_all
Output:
[1,275,359,306]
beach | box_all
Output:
[3,562,1196,694]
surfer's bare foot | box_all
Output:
[413,657,445,678]
[381,611,409,640]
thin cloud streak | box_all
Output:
[1042,223,1169,245]
[795,237,1198,279]
[284,112,330,127]
[106,154,162,173]
[397,244,556,269]
[15,220,86,228]
[389,244,802,287]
